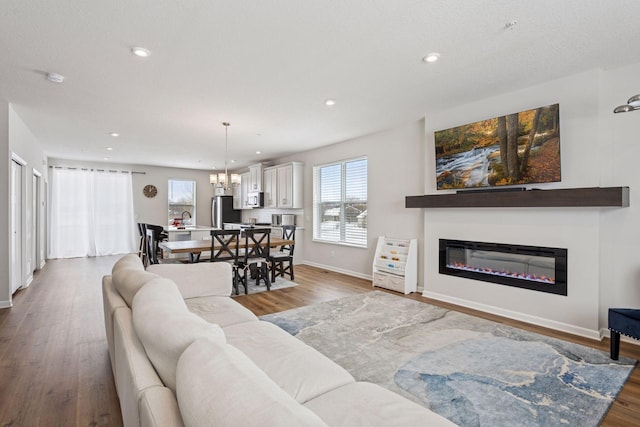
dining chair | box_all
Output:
[137,223,147,264]
[145,224,168,260]
[145,229,183,266]
[236,228,271,293]
[269,225,295,282]
[210,229,241,294]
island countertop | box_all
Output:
[166,225,219,242]
[166,225,219,232]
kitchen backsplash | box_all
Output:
[241,208,304,227]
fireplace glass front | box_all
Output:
[439,239,567,295]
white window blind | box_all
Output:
[313,157,367,247]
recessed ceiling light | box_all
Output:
[256,151,261,155]
[106,147,113,151]
[109,132,119,137]
[46,72,65,83]
[325,99,336,106]
[131,47,151,57]
[423,53,440,63]
[230,160,236,163]
[103,157,109,160]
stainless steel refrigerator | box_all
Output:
[211,195,241,228]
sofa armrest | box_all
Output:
[139,387,184,427]
[147,263,233,298]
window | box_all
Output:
[168,179,196,225]
[313,157,367,247]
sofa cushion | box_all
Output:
[147,262,233,298]
[112,253,145,275]
[186,295,258,327]
[223,321,355,403]
[113,267,160,307]
[176,338,328,427]
[132,278,226,392]
[304,382,457,427]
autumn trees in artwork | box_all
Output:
[434,104,560,189]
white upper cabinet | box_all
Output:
[248,163,263,192]
[240,171,251,209]
[276,162,303,209]
[232,181,242,210]
[263,166,278,208]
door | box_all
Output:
[32,173,38,273]
[11,160,23,294]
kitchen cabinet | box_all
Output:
[232,182,242,210]
[372,236,417,294]
[263,166,278,208]
[276,162,303,208]
[248,163,263,192]
[240,172,251,209]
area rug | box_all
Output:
[260,291,636,427]
[232,278,297,296]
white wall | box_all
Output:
[598,62,640,334]
[0,105,47,308]
[9,107,48,284]
[421,67,640,338]
[274,120,426,284]
[47,158,217,229]
[0,100,10,308]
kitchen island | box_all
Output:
[166,225,219,242]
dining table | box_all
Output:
[159,237,295,263]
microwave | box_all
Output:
[246,192,264,208]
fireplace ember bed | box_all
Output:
[439,239,567,296]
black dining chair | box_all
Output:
[210,229,242,294]
[145,228,182,266]
[269,225,296,282]
[137,223,147,264]
[236,228,271,293]
[144,224,168,262]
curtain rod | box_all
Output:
[49,165,146,174]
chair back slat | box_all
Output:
[241,228,271,262]
[145,228,159,265]
[210,230,240,262]
[280,225,296,256]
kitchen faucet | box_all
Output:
[181,211,192,224]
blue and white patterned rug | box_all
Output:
[261,291,636,427]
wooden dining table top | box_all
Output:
[159,237,294,254]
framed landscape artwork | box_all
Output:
[434,103,561,190]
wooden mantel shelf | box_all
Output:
[405,186,629,209]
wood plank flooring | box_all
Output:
[0,256,637,426]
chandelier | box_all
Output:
[210,122,240,194]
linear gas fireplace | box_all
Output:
[439,239,567,296]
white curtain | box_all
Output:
[48,168,137,258]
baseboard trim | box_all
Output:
[0,299,13,309]
[301,261,372,281]
[599,328,640,345]
[422,290,601,340]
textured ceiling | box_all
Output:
[1,0,639,170]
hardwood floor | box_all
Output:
[0,256,637,426]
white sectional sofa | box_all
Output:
[102,254,456,427]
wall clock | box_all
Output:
[143,184,158,198]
